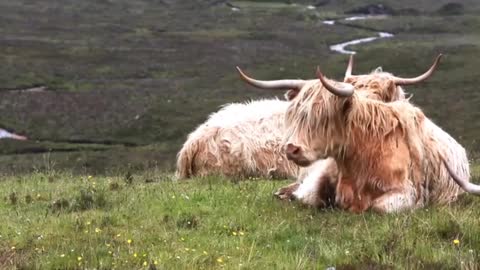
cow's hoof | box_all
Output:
[274,183,299,201]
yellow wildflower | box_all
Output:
[217,257,224,263]
[11,246,16,250]
[453,239,460,245]
[232,232,237,236]
[77,256,82,261]
[239,231,245,236]
[60,254,65,258]
[203,251,208,255]
[185,248,190,251]
[127,239,132,244]
[143,261,147,266]
[88,175,93,180]
[86,221,91,225]
[134,253,138,258]
[95,228,101,233]
[154,260,158,265]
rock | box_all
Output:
[437,3,464,16]
[314,0,330,7]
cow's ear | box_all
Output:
[386,80,397,101]
[341,99,352,116]
[284,89,299,101]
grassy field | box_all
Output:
[0,166,479,269]
[1,1,480,268]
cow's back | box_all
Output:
[422,118,470,204]
[176,99,299,179]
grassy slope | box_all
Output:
[0,0,480,173]
[1,167,480,269]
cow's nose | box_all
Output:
[285,143,301,160]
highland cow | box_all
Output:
[176,98,300,179]
[281,61,470,213]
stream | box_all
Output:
[323,15,394,54]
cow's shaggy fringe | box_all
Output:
[345,70,407,102]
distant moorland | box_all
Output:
[0,0,479,174]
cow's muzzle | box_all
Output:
[285,143,312,167]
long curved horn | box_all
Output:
[236,67,306,90]
[392,54,443,85]
[442,155,480,195]
[316,67,354,97]
[344,54,354,80]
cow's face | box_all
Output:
[283,80,349,166]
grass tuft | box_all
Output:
[71,186,108,212]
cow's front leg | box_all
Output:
[292,174,336,208]
[335,177,371,213]
[274,182,299,200]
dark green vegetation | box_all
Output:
[0,0,479,174]
[0,169,479,269]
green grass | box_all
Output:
[1,169,480,269]
[1,1,480,268]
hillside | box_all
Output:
[0,0,480,174]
